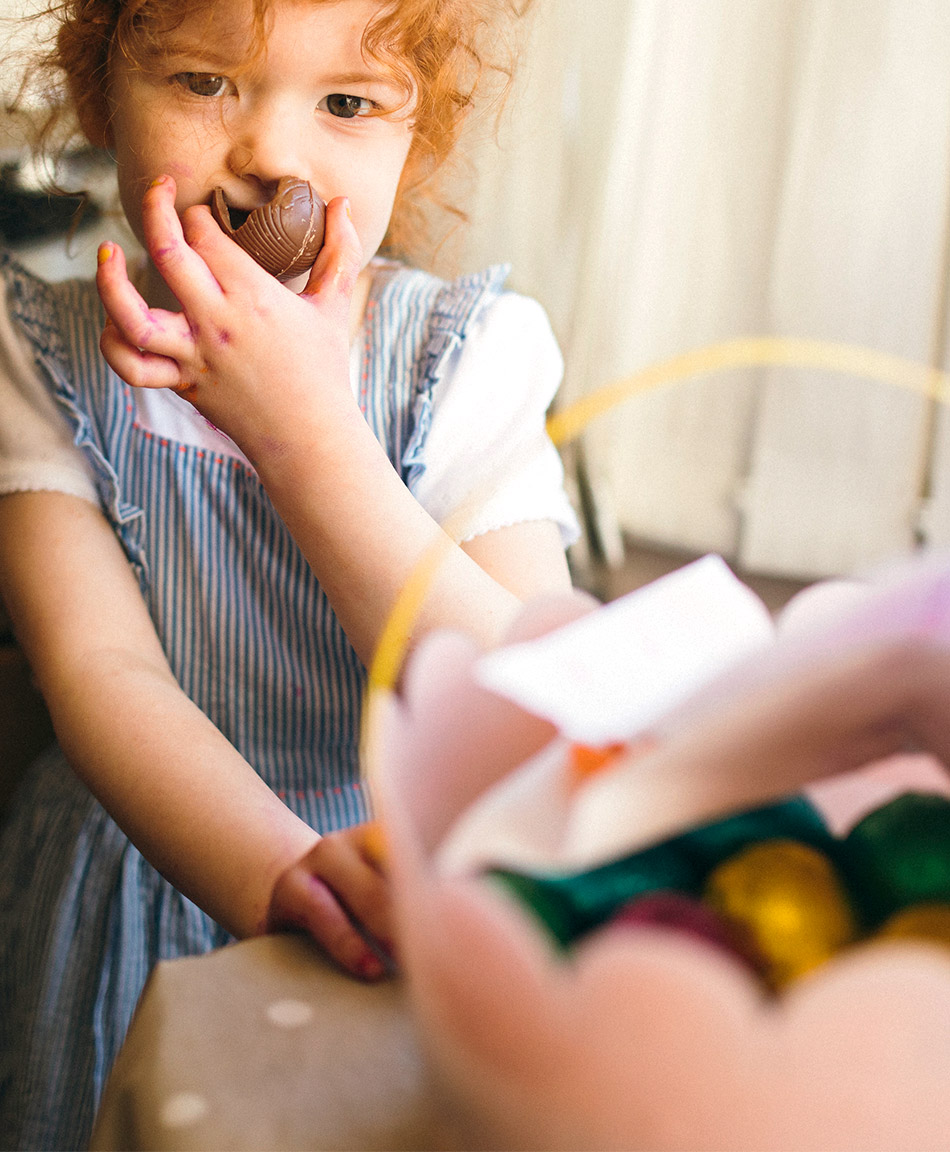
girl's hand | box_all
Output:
[264,822,395,981]
[96,174,362,465]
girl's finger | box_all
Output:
[301,196,363,303]
[297,830,395,958]
[268,866,388,980]
[99,321,187,390]
[97,241,196,362]
[314,857,393,956]
[96,239,145,331]
[140,175,222,307]
[181,203,281,290]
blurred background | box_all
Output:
[446,0,950,595]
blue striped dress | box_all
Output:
[0,252,510,1150]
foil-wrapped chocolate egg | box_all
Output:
[704,838,857,989]
[842,792,950,927]
[210,176,325,282]
[876,902,950,948]
[601,889,766,977]
[672,795,833,877]
[490,840,699,949]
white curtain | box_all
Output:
[446,0,950,580]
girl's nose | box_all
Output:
[227,100,309,187]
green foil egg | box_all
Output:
[842,792,950,927]
[670,795,833,878]
[490,840,700,949]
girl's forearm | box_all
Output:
[250,405,529,665]
[50,649,320,937]
[0,491,318,938]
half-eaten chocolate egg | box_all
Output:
[210,176,326,282]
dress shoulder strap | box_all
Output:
[401,263,511,484]
[0,251,148,583]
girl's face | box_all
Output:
[106,0,414,297]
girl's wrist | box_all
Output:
[228,814,322,939]
[247,394,375,489]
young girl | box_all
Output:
[0,0,578,1145]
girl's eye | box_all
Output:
[322,93,373,119]
[174,73,228,97]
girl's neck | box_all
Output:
[139,259,375,346]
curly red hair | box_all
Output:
[15,0,530,261]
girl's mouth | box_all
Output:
[225,206,251,229]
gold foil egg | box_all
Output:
[876,902,950,949]
[704,838,857,990]
[210,176,326,282]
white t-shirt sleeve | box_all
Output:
[409,291,580,546]
[0,286,99,504]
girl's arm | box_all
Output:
[96,178,573,667]
[240,415,572,667]
[0,490,391,978]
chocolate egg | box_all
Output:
[210,176,325,281]
[876,902,950,948]
[842,792,950,926]
[705,838,857,989]
[672,795,833,878]
[490,841,700,949]
[602,889,766,976]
